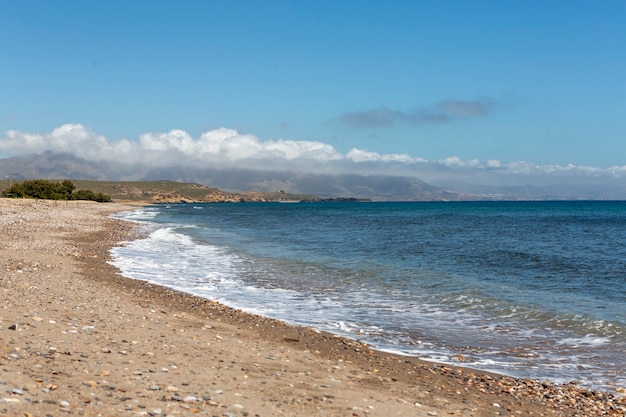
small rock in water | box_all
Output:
[183,395,197,403]
[8,323,18,330]
[148,384,161,391]
[59,400,70,407]
[11,388,24,395]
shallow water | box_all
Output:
[110,201,626,391]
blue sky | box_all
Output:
[1,1,626,186]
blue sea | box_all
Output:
[109,201,626,392]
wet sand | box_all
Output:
[1,198,624,416]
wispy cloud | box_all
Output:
[340,106,406,128]
[339,97,502,128]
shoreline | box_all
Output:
[1,199,624,416]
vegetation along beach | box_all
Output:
[3,2,626,416]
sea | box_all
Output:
[109,201,626,392]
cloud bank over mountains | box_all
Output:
[1,123,626,193]
[1,124,343,167]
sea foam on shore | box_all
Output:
[1,198,625,416]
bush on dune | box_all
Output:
[2,180,111,202]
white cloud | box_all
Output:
[2,124,120,161]
[139,129,194,152]
[138,128,346,163]
[2,124,626,189]
[608,165,626,177]
[0,124,345,167]
[438,156,461,167]
[346,148,420,163]
[346,148,383,162]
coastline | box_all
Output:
[1,199,624,416]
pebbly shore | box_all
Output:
[0,198,624,417]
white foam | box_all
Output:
[107,208,626,393]
[557,334,611,347]
[109,226,241,290]
[150,227,195,244]
[112,208,159,222]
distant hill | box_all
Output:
[0,179,318,203]
[75,180,322,203]
[3,151,626,201]
[0,152,470,201]
[434,180,626,201]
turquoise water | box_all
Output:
[111,201,626,391]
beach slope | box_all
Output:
[0,199,623,416]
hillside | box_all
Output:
[0,153,467,201]
[0,179,319,203]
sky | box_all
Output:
[1,1,626,187]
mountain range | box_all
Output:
[1,152,625,201]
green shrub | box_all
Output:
[69,189,112,202]
[3,180,111,202]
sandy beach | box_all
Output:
[1,199,624,417]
